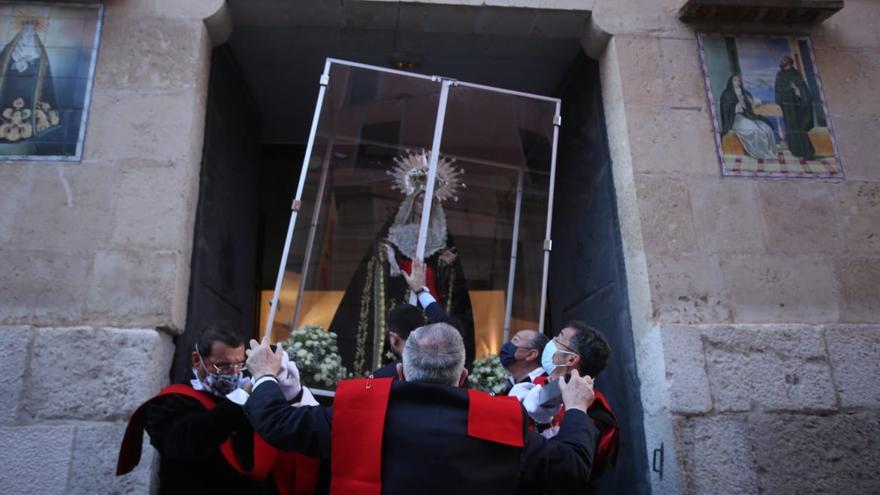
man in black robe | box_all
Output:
[245,323,600,495]
[775,56,816,160]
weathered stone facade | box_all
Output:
[0,0,877,493]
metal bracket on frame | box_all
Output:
[319,74,330,86]
[553,114,562,127]
[543,239,553,252]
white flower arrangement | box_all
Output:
[469,355,510,395]
[281,325,349,390]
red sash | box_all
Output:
[116,384,319,495]
[400,259,438,298]
[531,377,620,469]
[330,378,524,495]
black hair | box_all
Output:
[565,320,612,378]
[388,304,426,340]
[196,323,245,358]
[528,332,550,355]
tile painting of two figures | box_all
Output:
[698,34,842,178]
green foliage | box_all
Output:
[281,325,349,389]
[469,355,509,395]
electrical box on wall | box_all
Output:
[678,0,844,23]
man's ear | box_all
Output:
[191,351,201,368]
[396,362,406,381]
[458,368,469,387]
[525,349,539,363]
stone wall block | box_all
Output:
[719,255,839,323]
[825,325,880,408]
[69,422,155,494]
[688,177,765,254]
[702,325,837,412]
[84,250,178,326]
[0,166,35,245]
[657,37,705,109]
[834,257,880,323]
[21,327,173,421]
[110,166,189,250]
[628,106,718,176]
[0,249,90,325]
[96,17,208,91]
[0,326,32,424]
[635,175,698,256]
[660,325,713,414]
[758,181,841,256]
[836,181,880,254]
[674,415,758,495]
[647,255,731,324]
[0,425,75,494]
[747,412,880,494]
[9,164,120,251]
[105,0,226,21]
[814,47,880,115]
[813,0,880,49]
[85,90,201,164]
[830,113,880,182]
[613,36,663,107]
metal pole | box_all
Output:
[263,59,333,338]
[503,169,524,342]
[538,105,561,335]
[291,139,334,329]
[410,78,453,305]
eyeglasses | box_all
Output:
[195,344,247,374]
[554,336,579,356]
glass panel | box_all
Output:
[266,63,442,378]
[437,84,556,359]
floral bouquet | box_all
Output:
[469,355,510,395]
[281,325,349,390]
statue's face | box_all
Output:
[732,75,742,88]
[412,192,425,219]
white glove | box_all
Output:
[277,346,303,401]
[522,384,562,425]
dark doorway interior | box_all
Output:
[550,52,651,493]
[177,5,649,491]
[172,46,262,383]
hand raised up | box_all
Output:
[558,369,595,413]
[246,336,283,378]
[402,258,427,292]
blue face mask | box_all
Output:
[498,341,519,368]
[541,340,558,375]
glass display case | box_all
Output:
[262,59,560,379]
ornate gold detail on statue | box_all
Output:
[353,256,376,376]
[387,149,466,202]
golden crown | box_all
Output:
[387,150,466,202]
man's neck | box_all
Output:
[511,364,541,383]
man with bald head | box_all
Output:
[498,329,548,394]
[244,323,600,494]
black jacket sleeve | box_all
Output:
[143,394,251,461]
[518,409,599,494]
[424,300,452,324]
[244,381,333,459]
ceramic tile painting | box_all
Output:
[0,2,103,161]
[698,33,842,178]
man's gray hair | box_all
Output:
[402,323,465,386]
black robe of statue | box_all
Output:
[775,67,816,160]
[328,223,475,377]
[0,27,62,143]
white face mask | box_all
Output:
[541,339,577,376]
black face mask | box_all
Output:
[499,341,519,368]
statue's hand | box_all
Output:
[384,242,402,277]
[439,247,457,265]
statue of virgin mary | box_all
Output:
[0,17,62,144]
[328,150,475,376]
